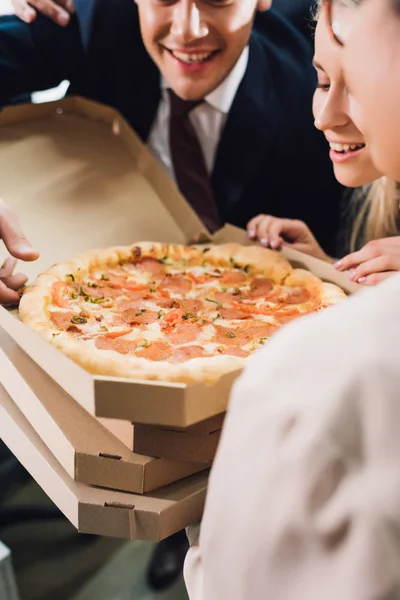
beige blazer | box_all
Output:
[184,274,400,600]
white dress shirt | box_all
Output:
[184,275,400,600]
[147,46,249,179]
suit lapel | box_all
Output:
[211,32,278,221]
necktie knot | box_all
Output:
[168,88,203,118]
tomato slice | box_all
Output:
[52,282,73,308]
[101,328,133,338]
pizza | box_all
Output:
[19,242,346,384]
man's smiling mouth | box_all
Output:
[163,47,220,64]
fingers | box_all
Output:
[57,0,75,13]
[0,279,22,305]
[247,215,312,249]
[0,200,39,262]
[356,271,397,286]
[0,257,18,278]
[247,215,284,248]
[335,248,368,272]
[349,255,400,284]
[12,0,37,23]
[335,238,400,272]
[0,257,27,305]
[12,0,73,26]
[247,215,265,240]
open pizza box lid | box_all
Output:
[0,327,208,492]
[0,97,360,430]
[0,380,208,541]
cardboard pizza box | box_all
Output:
[0,382,208,541]
[100,413,225,453]
[100,414,224,463]
[0,97,360,430]
[0,328,209,493]
[133,424,221,464]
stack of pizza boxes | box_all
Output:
[0,98,358,541]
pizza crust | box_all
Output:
[283,269,347,305]
[19,242,347,385]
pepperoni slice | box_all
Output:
[176,299,203,314]
[99,273,150,293]
[214,291,244,305]
[167,323,200,345]
[136,341,173,361]
[214,325,242,346]
[121,309,159,325]
[135,257,166,275]
[274,313,302,324]
[249,278,273,298]
[219,307,250,320]
[50,311,76,330]
[95,336,136,354]
[243,322,278,339]
[124,287,152,300]
[214,322,277,346]
[156,298,178,309]
[80,284,121,299]
[220,271,246,285]
[116,298,145,311]
[283,287,311,305]
[159,274,192,294]
[172,345,206,363]
[221,348,249,358]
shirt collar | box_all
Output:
[161,45,249,115]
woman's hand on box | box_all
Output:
[12,0,75,27]
[247,214,330,261]
[335,237,400,285]
[0,199,39,305]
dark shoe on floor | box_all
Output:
[146,530,189,591]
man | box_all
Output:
[0,0,343,590]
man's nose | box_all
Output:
[170,1,209,42]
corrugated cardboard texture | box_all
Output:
[0,382,208,541]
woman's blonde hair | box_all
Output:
[350,179,400,251]
[313,0,400,251]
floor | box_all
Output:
[1,477,188,600]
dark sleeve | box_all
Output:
[0,14,84,107]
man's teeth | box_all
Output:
[170,50,213,64]
[330,142,365,152]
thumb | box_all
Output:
[269,219,312,244]
[0,202,39,262]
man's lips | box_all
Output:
[161,46,221,64]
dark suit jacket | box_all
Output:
[274,0,316,42]
[0,0,343,254]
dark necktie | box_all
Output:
[168,89,223,233]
